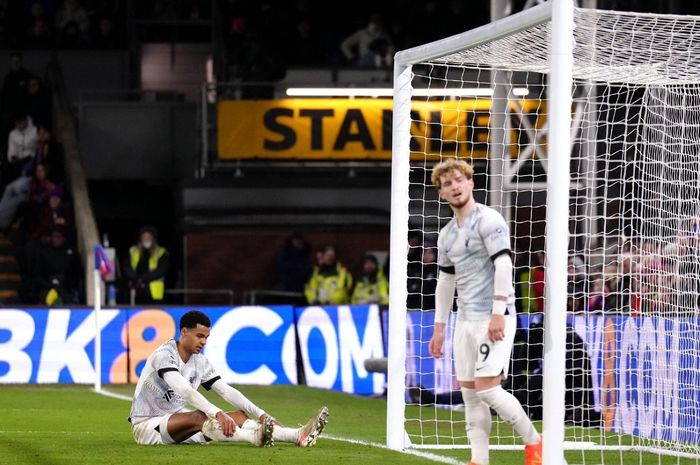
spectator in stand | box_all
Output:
[55,0,89,40]
[123,225,170,305]
[34,127,63,185]
[6,113,38,186]
[25,16,53,49]
[406,245,438,311]
[351,253,389,305]
[286,17,323,66]
[513,248,536,314]
[35,224,82,305]
[340,12,394,69]
[568,255,587,313]
[0,52,33,134]
[604,245,638,313]
[587,274,609,313]
[58,20,86,48]
[531,251,545,313]
[27,76,52,131]
[23,161,56,225]
[675,218,700,311]
[0,160,48,230]
[29,186,71,241]
[272,232,312,295]
[93,16,118,49]
[304,244,353,305]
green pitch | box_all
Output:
[0,384,695,465]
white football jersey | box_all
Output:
[437,203,515,321]
[129,339,219,424]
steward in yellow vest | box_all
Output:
[304,245,353,305]
[123,225,169,304]
[351,254,389,305]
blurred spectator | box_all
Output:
[0,160,32,229]
[6,113,37,185]
[568,255,587,312]
[35,224,82,305]
[23,161,56,226]
[513,248,536,313]
[351,253,389,305]
[271,231,312,294]
[25,16,53,48]
[123,225,169,305]
[34,127,63,184]
[58,20,86,48]
[304,244,353,305]
[586,275,609,313]
[286,17,323,66]
[55,0,89,38]
[0,52,33,134]
[93,16,118,48]
[604,246,638,313]
[406,246,438,311]
[531,251,546,312]
[29,185,71,241]
[675,218,700,311]
[26,75,52,131]
[340,12,394,68]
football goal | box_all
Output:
[387,1,700,464]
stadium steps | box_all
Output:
[0,233,21,304]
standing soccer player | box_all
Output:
[129,310,329,447]
[428,158,542,465]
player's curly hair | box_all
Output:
[180,310,211,330]
[430,158,474,189]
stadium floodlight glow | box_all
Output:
[285,87,529,97]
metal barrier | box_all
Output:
[129,288,234,306]
[243,289,306,306]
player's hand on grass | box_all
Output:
[429,324,446,358]
[216,411,236,437]
[488,314,505,342]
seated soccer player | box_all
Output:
[129,309,329,446]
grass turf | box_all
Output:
[0,384,696,465]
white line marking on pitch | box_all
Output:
[92,388,463,464]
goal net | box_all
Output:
[387,2,700,464]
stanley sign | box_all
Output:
[217,98,544,160]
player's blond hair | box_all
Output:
[431,158,474,189]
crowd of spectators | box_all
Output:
[219,0,489,81]
[0,0,126,50]
[269,233,389,307]
[0,51,78,305]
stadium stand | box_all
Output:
[0,0,695,306]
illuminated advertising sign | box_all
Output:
[396,310,698,444]
[296,304,385,395]
[570,315,699,444]
[217,99,544,160]
[0,305,385,397]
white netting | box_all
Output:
[438,9,700,85]
[396,6,700,465]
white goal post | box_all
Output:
[388,1,700,464]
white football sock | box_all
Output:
[237,418,297,443]
[476,386,540,445]
[461,387,491,465]
[272,425,300,443]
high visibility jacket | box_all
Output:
[129,245,167,300]
[351,272,389,305]
[304,263,353,305]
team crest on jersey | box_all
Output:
[190,376,195,384]
[465,237,470,248]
